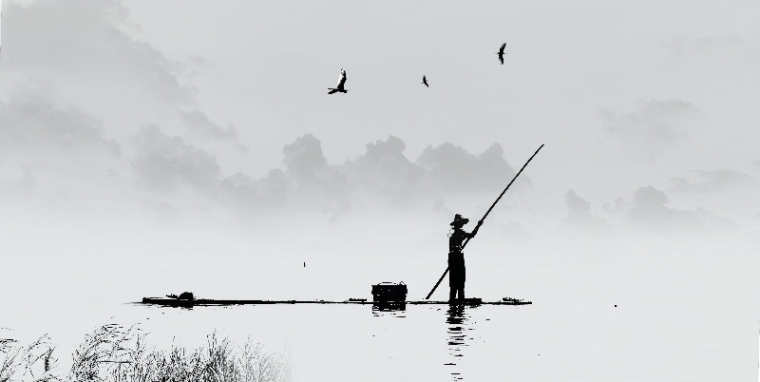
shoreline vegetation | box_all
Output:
[1,324,287,382]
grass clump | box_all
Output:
[1,325,286,382]
[1,329,60,382]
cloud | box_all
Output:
[1,0,240,153]
[0,124,538,218]
[0,88,120,156]
[219,135,527,215]
[562,189,607,231]
[628,186,733,232]
[671,169,755,194]
[565,189,591,219]
[0,167,36,199]
[0,87,127,206]
[131,126,220,192]
[630,186,681,224]
[342,136,424,201]
[279,134,350,213]
[601,99,698,158]
[602,197,627,216]
[180,110,238,141]
[662,35,744,59]
[416,142,520,193]
[282,134,329,184]
[1,0,189,105]
[220,169,292,212]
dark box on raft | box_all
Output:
[371,282,408,303]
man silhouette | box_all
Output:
[448,214,479,303]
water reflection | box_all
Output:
[369,304,477,380]
[371,302,407,318]
[445,305,474,381]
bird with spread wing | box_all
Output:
[328,68,348,94]
[497,42,507,64]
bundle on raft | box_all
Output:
[165,291,195,301]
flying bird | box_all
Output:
[497,42,507,64]
[328,69,348,94]
[422,75,429,88]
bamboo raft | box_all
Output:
[139,297,532,307]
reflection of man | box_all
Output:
[445,304,469,370]
[448,214,479,303]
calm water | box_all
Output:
[3,230,759,381]
[127,302,540,382]
[4,295,755,381]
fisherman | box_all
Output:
[448,214,479,303]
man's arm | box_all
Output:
[468,220,483,238]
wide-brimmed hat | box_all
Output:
[450,213,469,227]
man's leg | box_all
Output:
[450,261,465,303]
[460,264,466,301]
[449,269,456,302]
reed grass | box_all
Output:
[1,325,286,382]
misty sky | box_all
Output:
[0,0,759,229]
